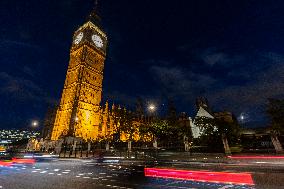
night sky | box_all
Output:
[1,0,284,129]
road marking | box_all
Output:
[218,185,234,189]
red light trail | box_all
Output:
[228,155,284,159]
[144,168,254,185]
[0,158,35,167]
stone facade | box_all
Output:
[49,11,152,143]
[51,13,109,141]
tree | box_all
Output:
[194,115,240,154]
[165,99,184,147]
[120,109,135,141]
[138,122,152,142]
[111,106,136,150]
[194,116,221,151]
[135,97,144,119]
[177,112,193,151]
[167,99,177,126]
[215,117,240,155]
[150,118,169,146]
[266,98,284,153]
[111,105,123,142]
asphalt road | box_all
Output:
[0,157,283,189]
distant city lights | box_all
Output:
[0,129,40,145]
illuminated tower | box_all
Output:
[51,9,107,141]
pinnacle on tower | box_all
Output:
[88,0,102,27]
[104,101,109,113]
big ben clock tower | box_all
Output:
[51,8,107,141]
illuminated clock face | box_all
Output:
[92,34,103,48]
[74,32,83,44]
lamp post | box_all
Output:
[31,120,39,133]
[147,104,157,117]
[30,120,39,151]
[147,103,158,150]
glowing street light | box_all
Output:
[148,104,156,112]
[31,120,38,127]
[239,113,249,123]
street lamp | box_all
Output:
[239,113,247,122]
[148,104,156,112]
[31,120,38,128]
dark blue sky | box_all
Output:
[1,0,284,129]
